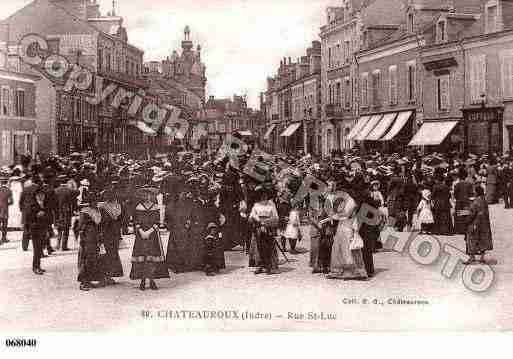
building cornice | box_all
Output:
[461,29,513,50]
[320,18,358,39]
[0,69,41,83]
[420,41,461,57]
[358,37,420,64]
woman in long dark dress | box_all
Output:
[464,186,493,264]
[77,193,105,291]
[454,169,475,235]
[98,188,124,284]
[431,171,453,235]
[130,189,169,291]
[166,181,207,273]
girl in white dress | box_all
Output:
[417,189,434,234]
[283,202,301,254]
[249,187,279,275]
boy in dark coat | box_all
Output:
[26,188,51,275]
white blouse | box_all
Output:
[249,200,279,223]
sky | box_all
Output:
[0,0,341,108]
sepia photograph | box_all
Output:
[0,0,512,344]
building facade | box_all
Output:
[204,95,259,150]
[1,0,147,156]
[262,41,321,155]
[336,0,513,156]
[319,0,406,157]
[144,26,207,109]
[0,68,40,165]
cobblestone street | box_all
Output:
[1,204,512,332]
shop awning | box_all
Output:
[365,112,398,141]
[380,110,413,141]
[408,120,459,146]
[237,130,253,136]
[346,116,371,141]
[355,114,382,141]
[280,122,302,137]
[263,124,277,140]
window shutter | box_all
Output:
[390,67,398,104]
[479,54,487,98]
[2,131,10,161]
[387,69,392,104]
[10,88,16,116]
[441,75,450,110]
[411,65,416,100]
[470,56,478,102]
[501,54,513,98]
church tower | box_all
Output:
[182,25,193,52]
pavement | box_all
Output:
[0,204,512,332]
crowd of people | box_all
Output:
[0,144,504,291]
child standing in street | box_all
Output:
[417,189,434,234]
[283,202,301,254]
[204,222,221,276]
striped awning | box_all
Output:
[355,114,382,141]
[263,124,277,140]
[408,121,459,146]
[365,112,398,141]
[380,110,413,141]
[280,122,302,137]
[346,116,371,141]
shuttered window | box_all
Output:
[1,87,9,116]
[389,65,398,105]
[361,74,368,107]
[1,131,10,161]
[10,88,16,116]
[501,52,513,99]
[470,54,487,103]
[16,90,25,117]
[344,77,351,109]
[407,63,416,102]
[437,75,450,111]
[372,71,380,106]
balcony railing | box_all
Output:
[325,104,344,118]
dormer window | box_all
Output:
[437,19,447,43]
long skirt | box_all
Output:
[454,211,470,235]
[248,232,259,267]
[486,183,497,204]
[309,233,320,270]
[77,245,104,283]
[249,232,279,270]
[433,207,453,235]
[222,210,241,250]
[100,238,124,278]
[167,229,206,273]
[130,230,169,280]
[328,220,367,280]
